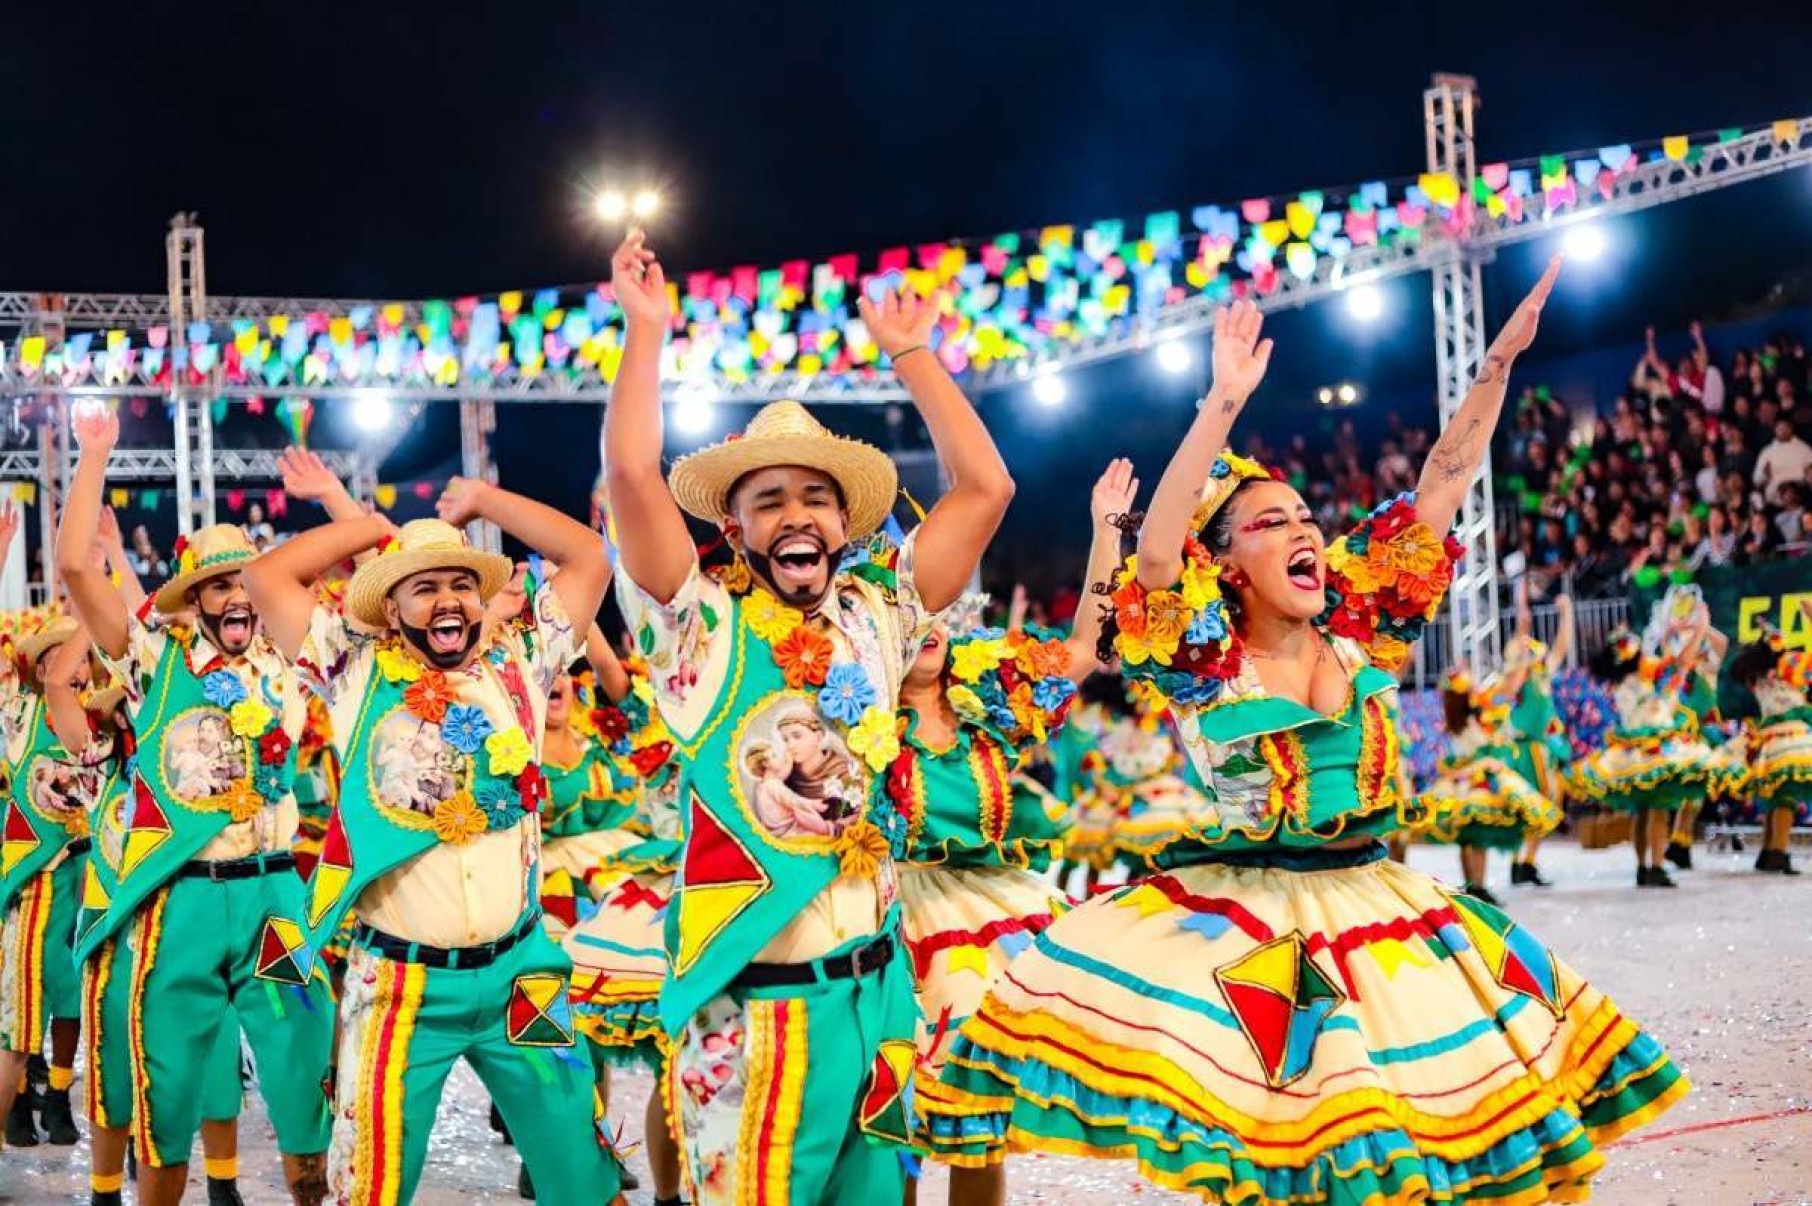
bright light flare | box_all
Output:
[1155,339,1192,375]
[1563,223,1606,262]
[352,391,393,432]
[1345,284,1385,322]
[1032,372,1067,407]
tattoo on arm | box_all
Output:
[1473,353,1508,386]
[1429,418,1482,483]
[1221,393,1242,414]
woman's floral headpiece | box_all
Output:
[1188,453,1275,535]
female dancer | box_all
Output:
[1412,667,1561,904]
[1504,591,1574,885]
[895,457,1130,1205]
[1729,606,1812,874]
[939,262,1685,1203]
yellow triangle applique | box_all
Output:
[1218,934,1301,998]
[674,882,766,974]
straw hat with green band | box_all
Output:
[15,617,79,681]
[668,400,899,539]
[153,524,259,614]
[345,519,513,629]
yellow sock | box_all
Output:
[91,1171,126,1193]
[205,1156,238,1180]
[48,1065,74,1091]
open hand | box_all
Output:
[436,476,493,528]
[1210,300,1273,403]
[1090,457,1139,529]
[858,285,942,359]
[1483,255,1562,368]
[612,230,671,331]
[0,503,20,554]
[72,406,119,457]
[279,446,345,503]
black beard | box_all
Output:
[745,539,848,609]
[399,616,481,669]
[198,606,255,654]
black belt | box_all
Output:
[732,932,894,989]
[64,838,92,857]
[352,910,540,971]
[177,852,297,881]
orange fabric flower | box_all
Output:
[772,626,835,689]
[404,671,456,724]
[1022,637,1073,682]
[1111,579,1149,638]
[432,791,488,845]
[834,820,891,878]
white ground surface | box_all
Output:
[12,840,1810,1204]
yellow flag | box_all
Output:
[109,489,129,507]
[1662,135,1689,161]
[374,484,397,510]
[1774,119,1800,144]
[12,483,35,505]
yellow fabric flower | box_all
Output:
[1370,635,1412,673]
[228,699,274,738]
[1115,625,1182,668]
[950,639,1006,683]
[1326,542,1388,594]
[947,685,988,723]
[744,590,804,646]
[485,728,534,777]
[1008,685,1048,744]
[375,644,423,684]
[834,819,891,878]
[432,791,488,845]
[847,706,901,772]
[1178,559,1222,611]
[1141,590,1191,644]
[1379,523,1445,577]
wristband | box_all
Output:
[891,345,930,364]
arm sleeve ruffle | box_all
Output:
[1320,492,1460,672]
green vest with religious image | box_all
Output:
[298,637,549,967]
[0,698,98,912]
[72,769,126,962]
[85,627,298,947]
[656,577,906,1032]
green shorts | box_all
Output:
[0,853,84,1052]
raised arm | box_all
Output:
[437,480,611,628]
[56,410,131,659]
[586,623,632,703]
[1137,301,1273,588]
[0,503,20,582]
[1063,458,1138,680]
[1546,593,1575,675]
[280,446,367,524]
[857,286,1015,612]
[243,514,393,660]
[604,230,694,604]
[95,506,147,615]
[1416,256,1562,536]
[43,632,95,756]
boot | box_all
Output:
[1756,849,1781,873]
[1784,853,1803,877]
[1509,861,1530,885]
[1511,860,1552,887]
[1462,883,1501,907]
[5,1090,39,1147]
[1664,841,1693,870]
[1638,865,1677,888]
[90,1189,124,1206]
[490,1101,513,1146]
[39,1085,79,1145]
[517,1161,535,1200]
[207,1177,247,1205]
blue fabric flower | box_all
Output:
[988,703,1019,732]
[872,801,909,859]
[1154,670,1223,707]
[1208,458,1232,480]
[1185,606,1227,645]
[818,663,878,726]
[475,783,523,830]
[253,763,286,802]
[1032,677,1076,712]
[202,671,248,709]
[441,704,495,754]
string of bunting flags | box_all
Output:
[3,477,442,514]
[0,121,1803,399]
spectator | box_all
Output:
[1754,418,1812,506]
[244,500,276,549]
[128,524,168,579]
[1774,481,1806,547]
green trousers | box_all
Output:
[666,932,918,1205]
[330,923,623,1205]
[83,935,245,1131]
[128,863,335,1166]
[0,853,84,1052]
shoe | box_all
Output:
[1732,834,1746,853]
[91,1189,124,1206]
[207,1177,247,1205]
[1509,861,1530,885]
[5,1092,39,1148]
[1638,866,1677,888]
[1664,841,1693,870]
[39,1086,79,1145]
[1511,860,1553,887]
[518,1161,535,1200]
[1782,853,1802,877]
[1462,883,1502,907]
[1757,849,1783,874]
[490,1101,513,1146]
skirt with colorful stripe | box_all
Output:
[899,863,1067,1159]
[1411,760,1563,850]
[1748,707,1812,812]
[564,869,670,1071]
[1569,728,1728,812]
[936,843,1685,1204]
[539,828,642,938]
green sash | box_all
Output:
[299,642,543,963]
[0,699,94,912]
[87,633,299,946]
[660,594,888,1033]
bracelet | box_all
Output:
[891,344,930,364]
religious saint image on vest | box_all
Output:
[162,710,248,804]
[736,697,862,842]
[370,711,463,816]
[27,760,96,825]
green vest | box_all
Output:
[300,642,545,964]
[0,698,95,912]
[73,769,127,962]
[661,592,895,1033]
[89,633,299,946]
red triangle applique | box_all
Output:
[1221,980,1292,1084]
[3,803,37,846]
[682,789,765,888]
[506,984,541,1037]
[859,1049,901,1119]
[129,780,170,832]
[318,808,351,871]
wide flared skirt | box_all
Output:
[1749,717,1812,811]
[935,846,1685,1204]
[1571,733,1727,812]
[564,869,671,1070]
[1413,762,1563,850]
[898,863,1065,1153]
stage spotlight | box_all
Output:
[1345,284,1385,322]
[1337,382,1359,404]
[352,391,394,432]
[672,385,717,436]
[595,190,629,223]
[1032,371,1067,407]
[1155,339,1192,375]
[1317,387,1335,406]
[1563,222,1606,262]
[632,189,662,219]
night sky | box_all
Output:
[6,2,1812,582]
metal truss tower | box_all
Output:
[167,214,215,535]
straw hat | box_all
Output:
[668,401,898,539]
[344,519,513,628]
[154,524,259,615]
[1189,452,1276,534]
[16,617,79,685]
[85,683,126,719]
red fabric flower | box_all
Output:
[1368,500,1416,542]
[772,626,835,689]
[1326,593,1380,642]
[630,741,674,777]
[592,705,631,743]
[259,728,293,766]
[517,764,549,812]
[885,748,920,822]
